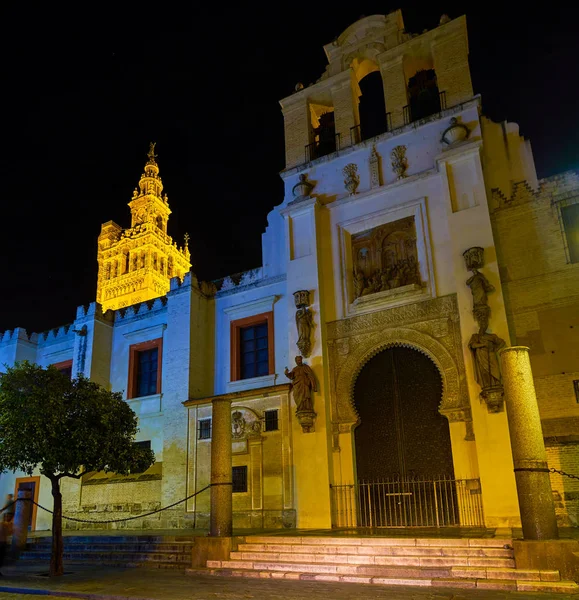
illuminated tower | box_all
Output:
[96,143,191,311]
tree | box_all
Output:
[0,362,155,576]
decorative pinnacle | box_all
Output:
[184,232,190,247]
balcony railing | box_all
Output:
[403,91,447,126]
[350,113,393,146]
[305,133,341,162]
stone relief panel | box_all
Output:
[327,294,470,431]
[352,215,421,300]
[336,198,434,318]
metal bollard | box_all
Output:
[10,490,32,559]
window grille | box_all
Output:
[198,418,212,440]
[264,409,279,431]
[232,466,248,493]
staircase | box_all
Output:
[202,535,579,593]
[20,535,196,569]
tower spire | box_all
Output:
[96,143,191,311]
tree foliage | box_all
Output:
[0,361,155,575]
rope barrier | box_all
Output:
[1,483,224,524]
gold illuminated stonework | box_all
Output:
[96,143,191,311]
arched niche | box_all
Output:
[332,326,467,428]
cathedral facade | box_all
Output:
[1,10,578,533]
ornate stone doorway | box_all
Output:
[352,346,459,527]
[354,345,454,480]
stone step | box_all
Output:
[229,551,514,569]
[235,543,513,558]
[20,551,191,563]
[243,535,512,549]
[194,566,579,593]
[26,542,194,553]
[29,535,198,544]
[450,566,560,581]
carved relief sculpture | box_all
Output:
[285,356,317,433]
[464,247,506,413]
[390,145,409,179]
[369,146,382,188]
[351,216,421,301]
[293,290,313,357]
[342,163,360,195]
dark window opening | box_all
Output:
[232,466,248,493]
[307,111,337,161]
[58,365,73,379]
[358,71,388,142]
[198,419,212,440]
[240,323,269,380]
[562,203,579,263]
[136,347,158,398]
[133,440,151,450]
[264,409,279,432]
[406,69,443,123]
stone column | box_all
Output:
[210,398,232,537]
[11,490,32,558]
[500,346,558,540]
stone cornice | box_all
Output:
[184,383,291,407]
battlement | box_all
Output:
[113,296,168,324]
[492,169,579,212]
[0,327,37,346]
[214,267,263,295]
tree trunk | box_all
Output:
[49,477,63,577]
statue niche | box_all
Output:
[352,216,421,301]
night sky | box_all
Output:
[1,4,578,334]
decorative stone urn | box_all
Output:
[441,117,470,145]
[342,163,360,195]
[292,173,314,198]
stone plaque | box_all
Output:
[352,216,421,300]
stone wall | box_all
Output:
[492,169,579,526]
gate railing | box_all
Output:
[331,476,484,528]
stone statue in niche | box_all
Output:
[464,246,506,413]
[294,290,313,357]
[285,356,317,433]
[351,216,421,301]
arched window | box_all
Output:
[156,215,163,230]
[407,69,442,123]
[358,72,388,142]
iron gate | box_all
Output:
[331,476,484,528]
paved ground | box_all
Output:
[0,564,576,600]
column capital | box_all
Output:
[499,345,531,356]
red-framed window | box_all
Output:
[127,338,163,399]
[52,359,73,379]
[230,312,274,381]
